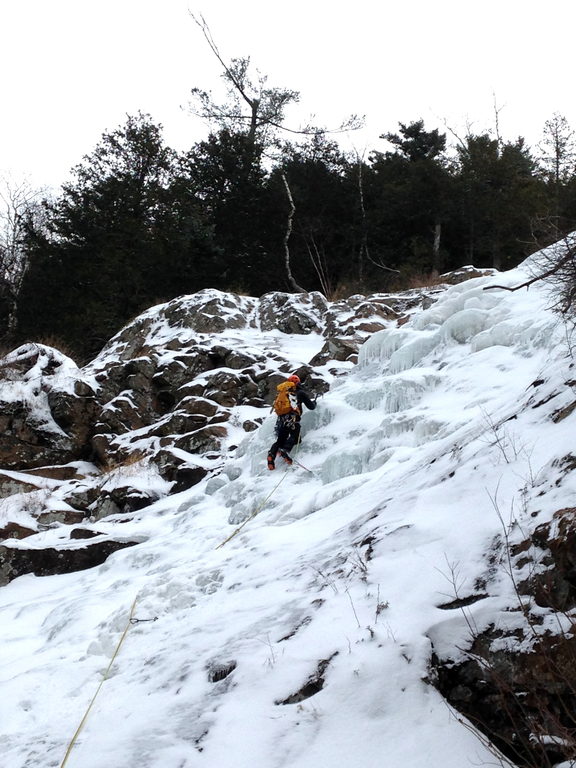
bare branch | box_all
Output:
[188,14,363,143]
[483,236,575,296]
[305,235,332,298]
[492,91,506,147]
[190,13,255,113]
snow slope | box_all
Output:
[1,258,575,768]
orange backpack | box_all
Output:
[273,381,300,416]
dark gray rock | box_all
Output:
[259,292,328,334]
[0,539,138,585]
[0,522,37,540]
[0,472,43,499]
[309,338,362,366]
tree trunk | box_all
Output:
[357,158,367,282]
[432,221,442,273]
[281,174,307,293]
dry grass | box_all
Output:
[34,335,82,362]
[99,449,149,475]
[403,271,446,290]
[325,280,368,302]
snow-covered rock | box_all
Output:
[0,287,427,515]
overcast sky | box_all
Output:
[2,0,575,189]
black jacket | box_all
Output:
[295,385,316,415]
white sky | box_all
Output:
[1,0,575,189]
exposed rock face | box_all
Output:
[0,287,458,479]
[433,623,576,767]
[520,506,576,611]
[323,295,399,340]
[0,293,394,474]
[0,399,76,469]
[0,344,97,469]
[0,538,138,586]
[0,522,36,540]
[259,291,328,334]
[440,266,497,285]
[0,472,44,499]
[431,505,576,768]
[309,337,362,366]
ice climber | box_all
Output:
[267,374,316,470]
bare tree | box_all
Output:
[539,113,576,186]
[0,174,44,335]
[492,91,506,147]
[188,14,363,292]
[539,113,576,221]
[189,13,362,151]
[189,13,301,156]
[353,149,400,279]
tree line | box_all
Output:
[2,73,576,361]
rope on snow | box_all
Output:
[59,595,138,768]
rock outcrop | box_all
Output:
[430,503,576,767]
[0,282,463,586]
[0,537,139,586]
[0,287,442,480]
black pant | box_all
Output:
[269,416,301,458]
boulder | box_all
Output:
[0,402,79,469]
[323,296,398,339]
[211,346,262,370]
[70,528,103,540]
[161,291,254,334]
[21,464,93,482]
[309,338,361,366]
[47,386,98,449]
[440,266,497,285]
[152,354,209,389]
[36,509,86,526]
[0,472,44,499]
[179,396,220,418]
[62,477,165,520]
[168,425,228,454]
[0,522,36,540]
[151,448,210,491]
[0,539,138,586]
[259,292,328,334]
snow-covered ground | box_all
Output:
[2,258,575,768]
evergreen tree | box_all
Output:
[187,16,361,293]
[269,135,356,295]
[456,133,544,269]
[17,113,216,359]
[367,120,454,276]
[179,129,271,293]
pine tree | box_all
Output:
[17,113,216,359]
[367,120,454,276]
[456,133,544,269]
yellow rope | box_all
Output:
[216,431,303,550]
[59,596,138,768]
[215,465,290,549]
